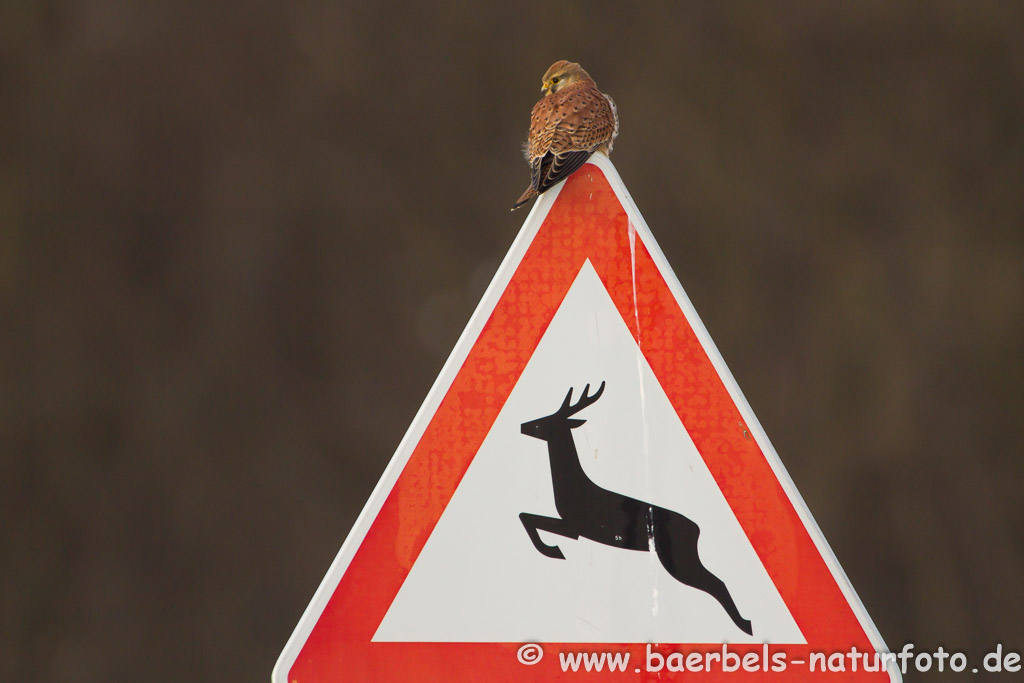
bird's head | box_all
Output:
[540,60,592,95]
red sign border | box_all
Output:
[276,157,898,682]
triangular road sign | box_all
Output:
[274,154,900,682]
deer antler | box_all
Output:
[558,387,575,412]
[562,381,606,416]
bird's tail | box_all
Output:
[511,185,538,211]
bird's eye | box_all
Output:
[551,77,560,84]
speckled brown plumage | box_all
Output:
[512,60,619,210]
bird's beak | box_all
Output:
[540,81,549,94]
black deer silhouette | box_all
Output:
[520,381,753,636]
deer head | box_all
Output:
[521,381,606,440]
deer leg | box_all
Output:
[652,508,754,636]
[519,512,578,560]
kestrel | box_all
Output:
[512,60,619,211]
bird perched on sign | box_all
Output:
[512,60,619,211]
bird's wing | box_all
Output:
[533,150,592,194]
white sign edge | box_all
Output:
[273,154,902,683]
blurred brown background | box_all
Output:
[2,1,1022,681]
